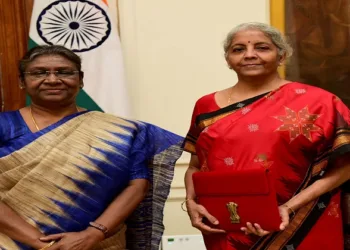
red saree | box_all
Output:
[184,82,350,250]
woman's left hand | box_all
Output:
[278,204,291,230]
[241,205,291,236]
[40,227,104,250]
[240,222,270,236]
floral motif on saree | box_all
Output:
[183,83,350,250]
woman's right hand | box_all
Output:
[186,199,226,234]
[33,239,48,249]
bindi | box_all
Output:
[248,41,251,43]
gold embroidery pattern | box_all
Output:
[254,154,274,168]
[273,106,322,142]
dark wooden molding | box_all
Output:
[0,0,33,111]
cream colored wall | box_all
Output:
[118,0,270,236]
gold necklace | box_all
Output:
[227,86,235,104]
[30,106,40,131]
[30,106,80,131]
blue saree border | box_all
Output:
[0,110,90,157]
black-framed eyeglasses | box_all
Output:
[23,70,80,80]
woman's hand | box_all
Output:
[40,227,104,250]
[240,222,270,236]
[31,239,48,249]
[278,204,291,230]
[241,205,290,236]
[186,200,226,235]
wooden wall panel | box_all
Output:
[284,0,350,107]
[0,0,33,111]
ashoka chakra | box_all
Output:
[37,0,111,52]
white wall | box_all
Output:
[118,0,270,236]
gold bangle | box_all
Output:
[39,241,55,250]
[284,204,296,216]
[181,198,196,212]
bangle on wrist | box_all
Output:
[89,221,109,237]
[284,204,296,216]
[181,198,196,212]
[39,241,55,250]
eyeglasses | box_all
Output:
[23,70,80,80]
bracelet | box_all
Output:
[284,204,296,216]
[181,198,196,212]
[89,221,109,236]
[39,241,55,250]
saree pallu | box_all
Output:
[184,82,350,250]
[0,111,183,250]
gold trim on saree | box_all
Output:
[197,111,235,131]
[183,141,197,154]
[333,133,350,151]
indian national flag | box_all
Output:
[29,0,129,116]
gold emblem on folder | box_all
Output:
[226,202,240,223]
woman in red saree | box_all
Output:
[183,22,350,250]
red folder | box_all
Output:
[192,168,281,232]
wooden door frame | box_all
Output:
[0,0,33,111]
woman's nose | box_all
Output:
[244,47,257,58]
[44,72,60,82]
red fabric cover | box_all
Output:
[193,168,281,231]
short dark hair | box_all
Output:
[19,45,82,79]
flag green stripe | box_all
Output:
[76,90,103,111]
[26,38,103,112]
[28,38,37,50]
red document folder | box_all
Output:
[193,168,281,232]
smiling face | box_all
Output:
[22,54,82,106]
[226,29,285,78]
